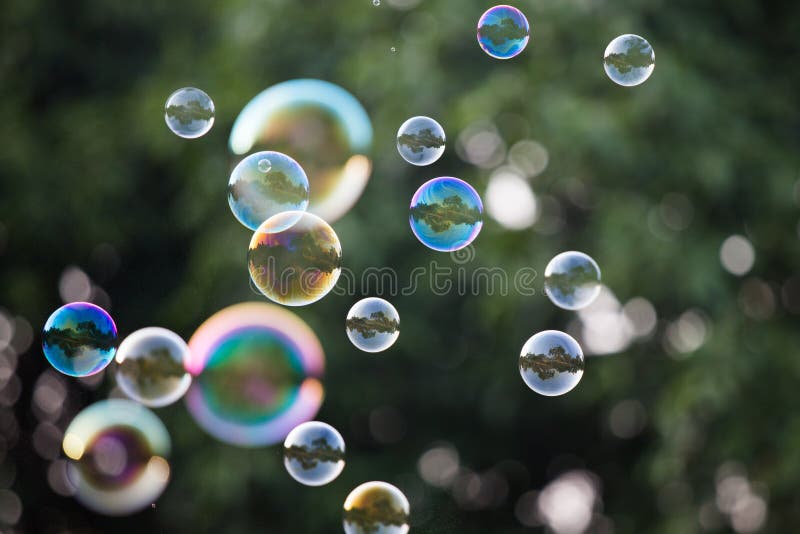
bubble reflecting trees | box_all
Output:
[42,302,117,377]
[477,6,530,60]
[164,87,215,138]
[396,116,445,166]
[346,298,400,353]
[343,481,410,534]
[410,177,483,252]
[603,34,655,86]
[544,251,601,310]
[283,421,345,486]
[519,330,584,396]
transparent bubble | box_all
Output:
[544,251,602,310]
[390,47,397,53]
[229,79,373,223]
[184,303,325,446]
[603,34,655,87]
[519,330,584,396]
[114,327,192,408]
[396,116,446,166]
[62,399,171,515]
[346,298,400,353]
[373,0,380,5]
[410,177,483,252]
[283,421,345,486]
[248,211,342,306]
[164,87,215,139]
[343,481,410,534]
[42,302,117,377]
[228,151,310,231]
[477,5,530,60]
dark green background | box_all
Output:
[1,0,798,532]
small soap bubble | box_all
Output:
[62,399,171,515]
[603,34,655,86]
[373,0,380,5]
[410,177,483,252]
[248,211,342,306]
[42,302,117,377]
[228,151,310,231]
[519,330,584,396]
[544,251,601,310]
[346,298,400,353]
[343,481,410,534]
[283,421,345,486]
[391,47,396,53]
[115,328,192,408]
[397,116,446,166]
[477,5,530,60]
[164,87,215,139]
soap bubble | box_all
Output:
[283,421,345,486]
[229,79,372,223]
[477,5,530,60]
[228,151,310,231]
[61,399,171,515]
[184,302,325,446]
[373,0,380,5]
[519,330,584,396]
[410,177,483,252]
[603,34,655,87]
[114,327,192,408]
[544,251,602,310]
[343,481,410,534]
[42,302,117,377]
[248,211,342,306]
[396,116,446,166]
[346,298,400,353]
[164,87,215,139]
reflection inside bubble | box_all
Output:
[519,330,584,396]
[283,421,345,486]
[343,481,410,534]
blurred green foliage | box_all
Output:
[1,0,799,532]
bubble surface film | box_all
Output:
[115,327,192,408]
[396,116,445,166]
[519,330,584,396]
[248,211,342,306]
[229,79,372,222]
[228,151,310,230]
[544,251,602,310]
[184,302,325,446]
[283,421,345,486]
[164,87,215,138]
[343,481,410,534]
[42,302,117,377]
[62,399,171,515]
[477,5,530,60]
[410,177,483,252]
[346,298,400,353]
[603,34,655,86]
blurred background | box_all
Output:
[1,0,799,531]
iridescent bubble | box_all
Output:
[42,302,117,377]
[164,87,215,139]
[62,399,171,515]
[346,298,400,353]
[410,177,483,252]
[603,34,655,87]
[519,330,584,396]
[396,116,446,166]
[283,421,345,486]
[229,79,373,223]
[228,151,310,231]
[477,5,530,60]
[544,251,602,310]
[184,302,325,446]
[114,327,192,408]
[248,211,342,306]
[343,481,410,534]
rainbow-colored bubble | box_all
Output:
[184,302,325,447]
[62,399,171,515]
[477,5,530,60]
[410,177,483,252]
[42,302,118,377]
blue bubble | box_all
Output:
[544,251,602,310]
[283,421,345,486]
[228,151,310,231]
[519,330,584,396]
[396,116,445,166]
[477,5,530,60]
[164,87,215,139]
[603,34,655,87]
[42,302,117,377]
[410,177,483,252]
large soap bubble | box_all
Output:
[477,5,530,60]
[164,87,215,138]
[42,302,117,377]
[61,399,171,515]
[519,330,584,396]
[544,251,602,310]
[603,34,655,87]
[283,421,345,486]
[184,302,325,447]
[410,177,483,252]
[343,481,410,534]
[229,79,373,223]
